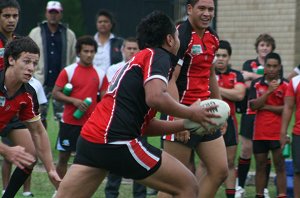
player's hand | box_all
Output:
[189,99,220,130]
[175,130,190,143]
[3,146,35,169]
[48,169,62,189]
[280,133,290,149]
[220,122,228,135]
[268,80,279,93]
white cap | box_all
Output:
[46,1,63,12]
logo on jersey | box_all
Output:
[0,96,6,107]
[0,48,4,57]
[191,45,202,55]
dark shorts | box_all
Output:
[239,114,255,139]
[74,136,162,180]
[0,117,26,137]
[160,113,222,149]
[223,116,238,147]
[56,122,81,152]
[292,134,300,173]
[253,140,280,154]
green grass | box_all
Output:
[5,106,292,197]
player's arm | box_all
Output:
[219,83,246,101]
[209,64,221,99]
[167,64,181,100]
[143,118,185,136]
[280,96,295,147]
[144,78,219,127]
[25,120,61,187]
[260,104,283,114]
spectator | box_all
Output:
[236,33,276,198]
[105,37,147,198]
[29,0,76,123]
[249,52,288,198]
[93,9,123,72]
[51,35,108,197]
[0,36,60,198]
[1,77,47,197]
[158,1,228,197]
[215,40,246,198]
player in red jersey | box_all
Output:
[215,40,246,198]
[55,11,220,198]
[281,74,300,198]
[249,52,288,198]
[0,37,61,198]
[158,1,228,197]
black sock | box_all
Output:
[256,195,264,198]
[225,188,235,198]
[265,158,271,188]
[238,157,251,188]
[2,167,32,198]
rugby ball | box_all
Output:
[183,99,230,135]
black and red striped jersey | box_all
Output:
[176,20,219,105]
[0,70,40,132]
[81,47,176,143]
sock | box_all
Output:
[256,194,264,198]
[265,158,271,188]
[277,194,287,198]
[2,167,32,198]
[225,188,235,198]
[238,157,251,188]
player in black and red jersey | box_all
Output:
[249,52,288,198]
[215,40,246,198]
[0,37,61,198]
[55,11,220,198]
[159,1,228,197]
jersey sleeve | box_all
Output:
[286,77,298,97]
[100,75,109,92]
[143,51,170,86]
[19,86,40,122]
[55,69,68,88]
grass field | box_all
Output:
[3,105,290,197]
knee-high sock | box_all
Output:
[2,167,32,198]
[238,157,251,188]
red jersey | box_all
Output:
[216,67,245,116]
[285,76,300,135]
[249,77,288,140]
[176,20,219,105]
[55,63,108,126]
[81,48,175,144]
[0,71,40,132]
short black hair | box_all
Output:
[96,9,116,32]
[265,52,281,65]
[0,0,20,13]
[136,11,176,50]
[4,36,40,68]
[75,35,98,54]
[219,40,232,56]
[186,0,215,6]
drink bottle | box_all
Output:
[282,135,291,158]
[256,65,264,75]
[63,83,73,96]
[73,97,92,119]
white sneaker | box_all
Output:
[52,190,57,198]
[23,191,34,197]
[235,186,245,198]
[2,190,5,195]
[264,188,270,198]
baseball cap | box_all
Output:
[46,1,63,12]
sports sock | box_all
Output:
[256,194,264,198]
[225,188,235,198]
[265,158,271,188]
[2,167,32,198]
[238,157,251,188]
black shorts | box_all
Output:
[0,117,26,137]
[56,122,81,152]
[223,116,238,147]
[253,140,280,154]
[74,136,162,180]
[239,114,255,139]
[292,134,300,173]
